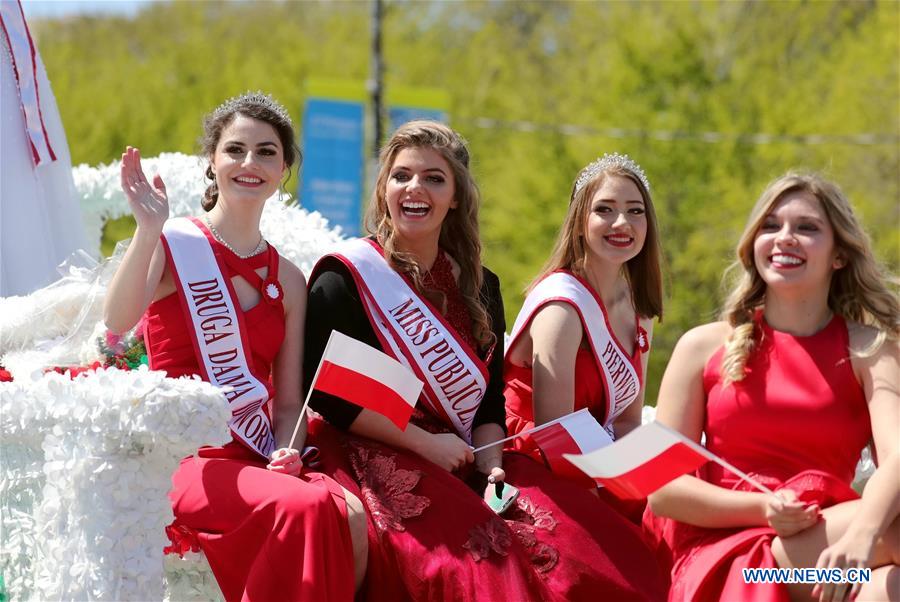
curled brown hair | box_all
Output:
[364,120,494,350]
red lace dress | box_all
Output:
[643,314,870,601]
[145,237,355,602]
[305,251,666,602]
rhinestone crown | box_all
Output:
[574,152,651,195]
[211,91,293,128]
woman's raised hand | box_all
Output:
[765,488,820,538]
[120,146,168,233]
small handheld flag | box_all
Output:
[288,330,423,450]
[563,421,777,499]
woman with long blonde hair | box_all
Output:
[645,172,899,601]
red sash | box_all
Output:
[160,217,276,458]
[313,239,488,443]
[508,271,643,436]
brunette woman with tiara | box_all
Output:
[644,172,899,602]
[499,152,667,597]
[504,153,662,522]
[104,93,367,601]
[303,122,664,601]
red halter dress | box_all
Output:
[643,314,870,601]
[145,238,355,602]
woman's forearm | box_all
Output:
[472,422,504,473]
[274,402,304,450]
[649,474,769,528]
[104,228,161,333]
[846,451,900,540]
[348,409,432,455]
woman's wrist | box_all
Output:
[475,456,502,474]
[406,424,434,457]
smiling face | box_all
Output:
[210,114,285,205]
[753,190,842,294]
[583,174,648,269]
[384,146,457,249]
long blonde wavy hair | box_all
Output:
[529,163,664,320]
[365,120,494,351]
[720,172,899,384]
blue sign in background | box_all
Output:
[299,99,365,236]
[388,106,448,134]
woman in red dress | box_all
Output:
[503,153,662,523]
[103,93,366,601]
[304,122,665,601]
[644,172,900,601]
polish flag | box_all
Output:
[563,421,712,499]
[311,330,423,430]
[530,409,614,486]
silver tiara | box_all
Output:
[574,152,651,195]
[212,91,293,128]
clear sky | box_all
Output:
[20,0,164,21]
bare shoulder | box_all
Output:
[674,321,732,361]
[278,257,307,309]
[846,320,885,352]
[507,301,581,365]
[530,301,583,339]
[847,319,900,372]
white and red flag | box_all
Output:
[530,408,614,486]
[563,421,712,499]
[310,330,423,430]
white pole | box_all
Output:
[471,410,590,454]
[287,332,335,450]
[653,422,777,496]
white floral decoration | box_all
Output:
[1,368,230,600]
[71,152,347,272]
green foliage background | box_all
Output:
[33,0,899,403]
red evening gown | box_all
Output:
[643,314,870,601]
[502,291,663,599]
[146,239,355,602]
[306,252,666,602]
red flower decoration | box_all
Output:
[261,277,283,305]
[637,326,650,353]
[45,361,104,379]
[163,523,201,557]
[0,367,12,382]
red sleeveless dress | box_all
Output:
[643,314,870,601]
[145,237,355,602]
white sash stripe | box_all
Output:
[330,239,487,443]
[162,217,275,458]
